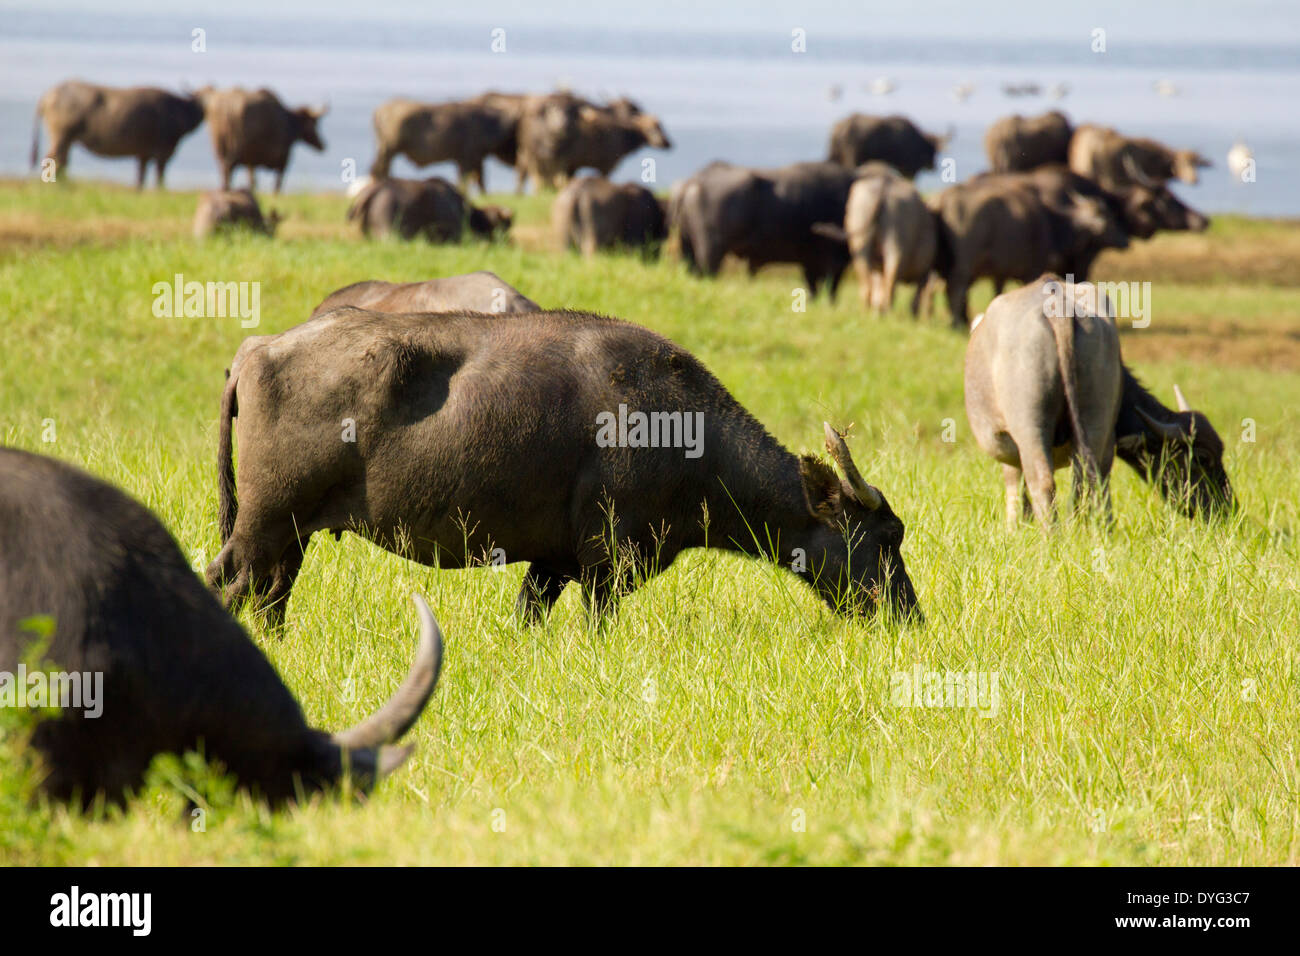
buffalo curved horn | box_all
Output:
[333,594,443,751]
[823,422,884,510]
[1173,383,1191,412]
[1122,152,1158,188]
[1136,406,1186,441]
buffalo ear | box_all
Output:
[799,455,843,520]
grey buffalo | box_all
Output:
[984,110,1073,173]
[310,271,539,319]
[813,164,937,315]
[552,176,668,257]
[1069,124,1212,192]
[675,160,857,298]
[0,447,442,806]
[965,278,1234,525]
[347,177,513,242]
[193,189,280,239]
[30,80,205,187]
[198,87,326,193]
[826,114,947,179]
[204,310,921,626]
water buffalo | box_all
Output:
[193,189,280,239]
[30,80,204,188]
[930,177,1128,326]
[517,93,670,191]
[1068,124,1212,192]
[553,176,668,257]
[984,110,1073,173]
[0,447,442,806]
[204,310,921,626]
[347,177,513,242]
[966,278,1234,525]
[813,164,936,315]
[965,166,1205,281]
[826,114,946,179]
[369,97,519,192]
[198,87,326,193]
[675,160,857,298]
[310,271,539,319]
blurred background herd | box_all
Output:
[3,0,1297,214]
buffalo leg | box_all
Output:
[1001,464,1025,528]
[515,563,571,624]
[135,156,148,190]
[260,535,312,630]
[946,276,971,328]
[220,160,233,190]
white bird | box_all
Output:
[1154,79,1179,97]
[951,82,975,103]
[1227,141,1254,182]
[868,76,896,96]
[1048,82,1070,100]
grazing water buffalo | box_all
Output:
[205,310,921,626]
[966,279,1234,525]
[1068,124,1211,192]
[826,114,946,179]
[310,271,539,319]
[0,447,442,806]
[517,93,670,191]
[930,177,1128,326]
[198,87,326,193]
[675,160,857,298]
[970,166,1208,278]
[30,81,204,187]
[369,97,519,192]
[553,176,668,257]
[348,177,513,242]
[193,189,280,238]
[814,164,936,315]
[984,110,1073,173]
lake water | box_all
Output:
[2,4,1298,214]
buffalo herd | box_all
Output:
[9,80,1238,810]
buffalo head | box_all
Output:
[295,103,329,151]
[797,424,921,622]
[1121,385,1235,520]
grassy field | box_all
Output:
[1,178,1298,865]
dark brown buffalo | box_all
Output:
[309,271,539,319]
[198,87,326,193]
[1068,124,1211,191]
[675,160,856,298]
[0,447,442,806]
[205,310,921,626]
[193,189,280,239]
[553,176,668,257]
[930,177,1129,326]
[966,166,1206,280]
[984,110,1073,172]
[348,177,513,242]
[826,114,946,179]
[517,93,670,191]
[30,80,204,187]
[369,96,519,192]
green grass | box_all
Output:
[1,180,1298,865]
